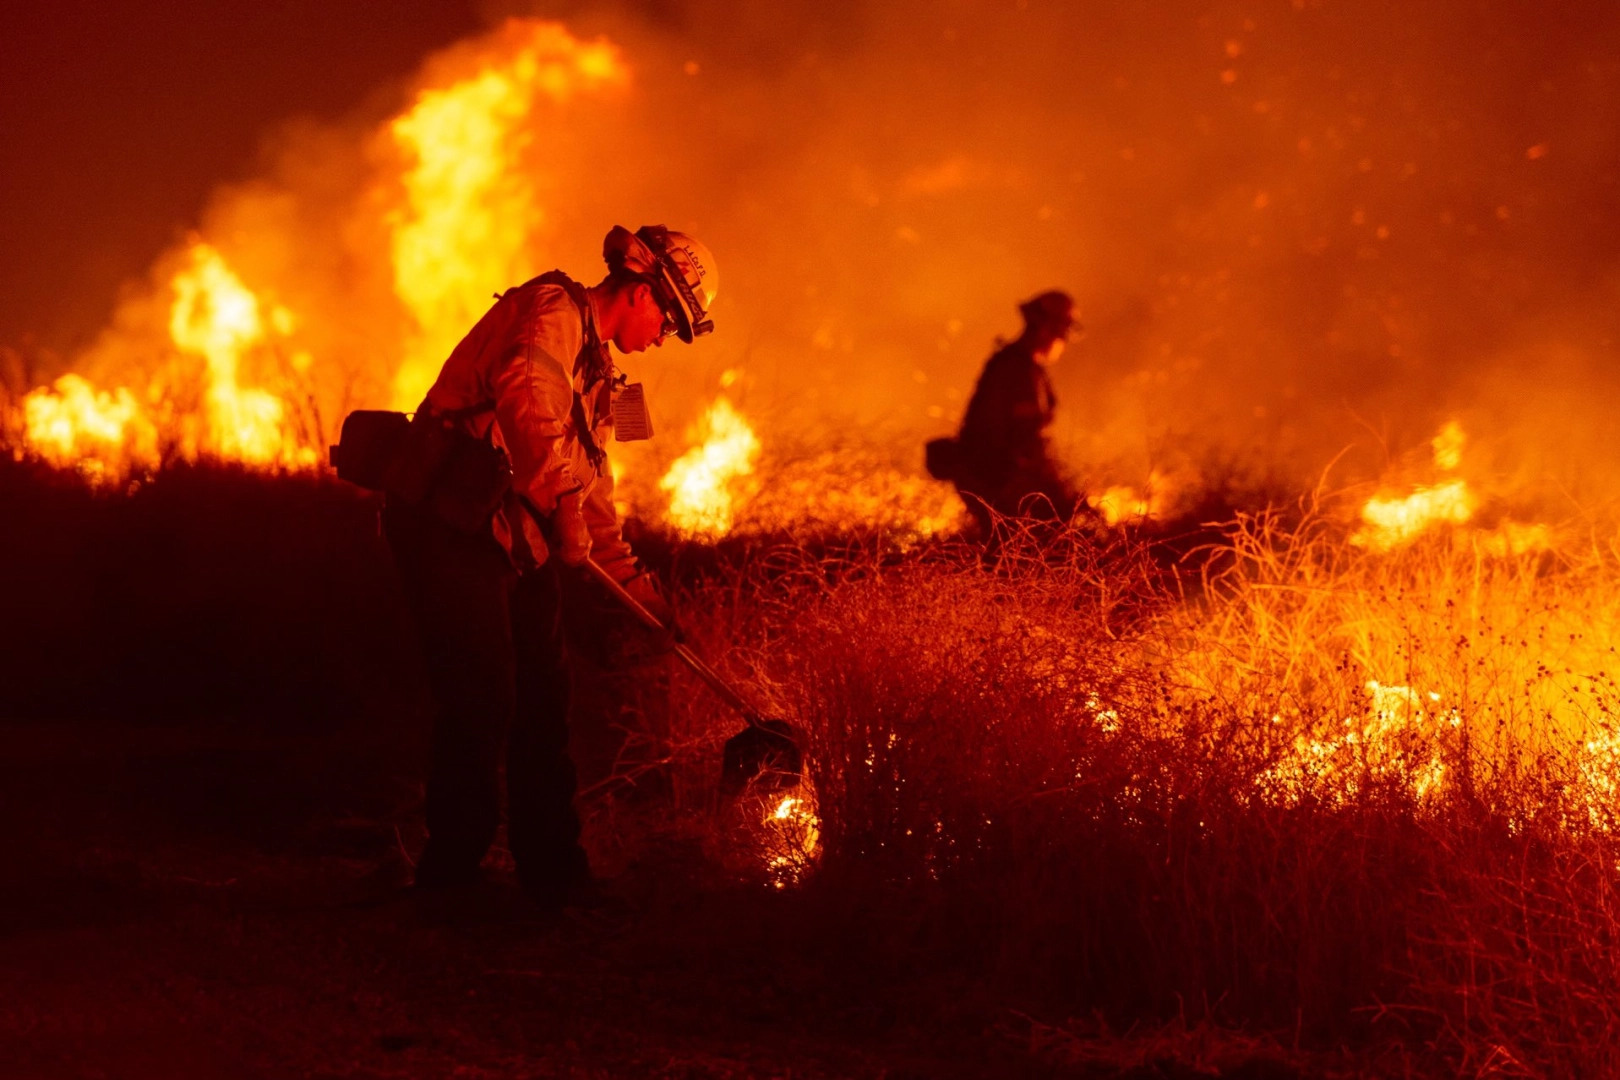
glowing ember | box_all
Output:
[659,394,761,539]
[762,793,820,887]
[1257,680,1458,806]
[386,20,628,409]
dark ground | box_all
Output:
[0,716,1332,1080]
[0,714,1009,1079]
[0,463,1338,1078]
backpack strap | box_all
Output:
[527,269,609,473]
[528,271,608,373]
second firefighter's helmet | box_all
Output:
[602,224,718,342]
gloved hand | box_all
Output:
[621,569,681,644]
[551,489,592,566]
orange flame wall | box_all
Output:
[5,2,1619,519]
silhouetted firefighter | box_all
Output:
[927,290,1083,536]
[344,225,716,908]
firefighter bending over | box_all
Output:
[928,290,1082,535]
[386,225,715,907]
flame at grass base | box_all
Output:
[1256,681,1459,807]
[637,385,963,542]
[1087,469,1174,526]
[169,243,315,468]
[18,240,313,480]
[659,395,762,539]
[705,774,821,888]
[1353,478,1475,550]
[763,792,821,887]
[21,375,160,482]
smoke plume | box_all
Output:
[12,0,1620,516]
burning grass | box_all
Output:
[646,505,1620,1074]
[10,454,1620,1073]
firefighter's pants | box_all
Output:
[954,451,1078,535]
[384,503,588,886]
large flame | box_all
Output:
[8,20,629,481]
[1354,479,1475,551]
[4,15,971,542]
[19,240,309,478]
[1349,419,1550,556]
[169,242,313,468]
[385,21,627,408]
[21,375,159,483]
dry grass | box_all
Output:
[644,505,1620,1075]
[11,454,1620,1074]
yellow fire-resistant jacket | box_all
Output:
[420,276,637,582]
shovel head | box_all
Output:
[721,717,803,796]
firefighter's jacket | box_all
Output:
[420,276,637,583]
[956,339,1057,484]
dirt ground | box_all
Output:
[0,712,1329,1080]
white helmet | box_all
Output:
[603,224,718,342]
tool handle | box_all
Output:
[582,557,761,725]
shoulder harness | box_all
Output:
[507,270,611,473]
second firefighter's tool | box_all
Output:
[582,558,803,795]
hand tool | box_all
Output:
[583,557,803,795]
